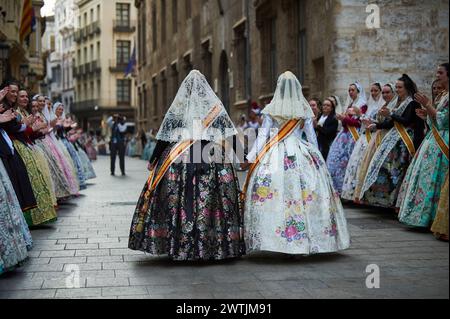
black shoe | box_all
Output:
[111,172,115,176]
[121,172,126,176]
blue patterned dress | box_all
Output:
[1,161,32,276]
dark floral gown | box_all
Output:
[129,140,245,261]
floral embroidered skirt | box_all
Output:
[244,135,350,255]
[129,144,245,261]
[341,134,370,201]
[0,161,32,276]
[361,138,412,208]
[398,129,449,227]
[326,130,356,194]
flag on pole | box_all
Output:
[124,46,136,78]
[19,0,36,43]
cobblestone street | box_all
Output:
[0,156,448,299]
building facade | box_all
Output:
[55,0,77,113]
[0,0,46,93]
[135,0,449,132]
[73,0,137,132]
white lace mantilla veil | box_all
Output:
[344,82,368,111]
[261,71,315,123]
[366,82,386,118]
[156,70,237,143]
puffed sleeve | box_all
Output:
[246,115,272,163]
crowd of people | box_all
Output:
[129,63,448,262]
[0,81,96,276]
[307,64,448,242]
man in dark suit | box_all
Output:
[107,114,128,176]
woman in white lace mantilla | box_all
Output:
[129,70,245,261]
[242,71,350,255]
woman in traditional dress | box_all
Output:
[52,105,87,190]
[316,97,338,161]
[397,63,449,227]
[70,128,96,181]
[354,84,398,202]
[0,150,33,276]
[85,131,98,161]
[15,91,58,207]
[342,83,385,201]
[242,71,350,255]
[1,86,57,227]
[129,70,245,261]
[34,96,80,198]
[327,82,367,194]
[360,74,425,209]
[0,89,37,212]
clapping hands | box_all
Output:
[0,109,16,123]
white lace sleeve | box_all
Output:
[246,115,273,163]
[293,118,318,148]
[303,118,319,148]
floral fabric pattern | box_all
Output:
[129,143,245,261]
[326,130,356,194]
[245,133,350,255]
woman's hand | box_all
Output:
[362,118,373,127]
[415,93,431,109]
[378,107,391,118]
[240,161,251,170]
[335,113,345,121]
[0,109,15,123]
[0,87,9,102]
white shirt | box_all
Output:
[318,115,328,127]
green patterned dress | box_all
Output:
[398,93,449,227]
[13,140,57,226]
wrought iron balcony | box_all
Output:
[109,59,128,73]
[113,19,136,33]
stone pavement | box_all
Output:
[0,156,448,299]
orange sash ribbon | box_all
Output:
[432,125,449,160]
[394,121,415,157]
[348,126,360,142]
[240,119,300,201]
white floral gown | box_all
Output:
[244,115,351,255]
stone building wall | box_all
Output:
[135,0,449,131]
[328,0,449,101]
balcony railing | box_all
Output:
[113,19,136,33]
[74,30,81,43]
[109,59,128,73]
[72,99,99,113]
[88,21,101,36]
[90,60,101,74]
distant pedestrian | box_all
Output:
[107,114,127,176]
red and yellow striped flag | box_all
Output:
[19,0,36,43]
